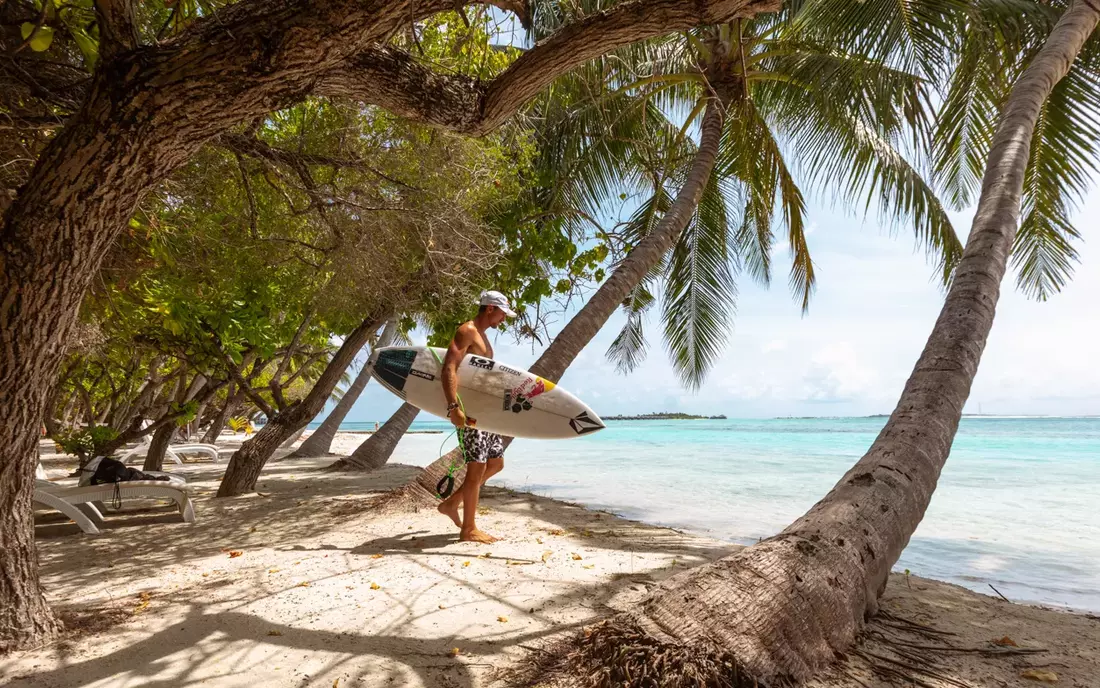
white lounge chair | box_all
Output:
[34,462,195,535]
[119,439,221,465]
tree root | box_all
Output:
[515,617,782,688]
[843,611,1049,688]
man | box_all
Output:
[436,290,515,543]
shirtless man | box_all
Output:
[437,290,515,543]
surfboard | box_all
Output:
[367,346,605,439]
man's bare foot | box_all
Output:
[459,528,498,544]
[437,501,462,528]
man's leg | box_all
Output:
[437,456,501,528]
[482,456,503,484]
[459,462,495,543]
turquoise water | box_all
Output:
[328,416,1100,611]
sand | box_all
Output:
[5,433,1098,687]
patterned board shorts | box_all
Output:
[459,427,504,464]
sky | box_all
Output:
[336,185,1100,423]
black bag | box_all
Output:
[85,456,171,509]
[89,457,170,485]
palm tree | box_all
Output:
[551,2,1100,684]
[397,4,963,502]
[291,319,399,458]
[331,401,422,471]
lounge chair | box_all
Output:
[119,438,221,465]
[34,462,195,535]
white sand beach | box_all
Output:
[5,433,1098,688]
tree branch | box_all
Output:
[220,351,275,418]
[219,133,420,189]
[317,0,779,135]
[95,0,139,61]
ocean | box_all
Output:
[323,416,1100,611]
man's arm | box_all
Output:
[442,325,472,423]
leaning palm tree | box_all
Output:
[397,1,963,502]
[291,319,400,457]
[549,1,1100,684]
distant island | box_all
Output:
[602,412,727,421]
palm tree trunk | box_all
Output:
[403,85,733,504]
[292,319,399,458]
[557,5,1100,685]
[330,402,421,471]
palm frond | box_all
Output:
[755,64,962,281]
[1013,54,1100,299]
[661,169,738,390]
[605,284,655,374]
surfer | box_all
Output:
[437,290,516,543]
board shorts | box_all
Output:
[460,427,504,464]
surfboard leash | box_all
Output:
[428,348,471,500]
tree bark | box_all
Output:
[292,319,399,458]
[141,423,175,473]
[201,384,240,445]
[0,418,63,654]
[404,86,732,503]
[331,402,421,471]
[556,5,1100,685]
[217,314,385,497]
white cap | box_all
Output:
[479,290,517,317]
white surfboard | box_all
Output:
[368,346,605,439]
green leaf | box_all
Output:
[21,23,54,52]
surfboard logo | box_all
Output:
[503,377,554,413]
[469,356,494,371]
[569,412,603,435]
[409,369,435,381]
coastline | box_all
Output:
[12,432,1099,687]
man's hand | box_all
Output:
[448,406,467,428]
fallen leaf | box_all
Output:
[371,554,384,559]
[257,492,270,498]
[548,529,566,536]
[333,679,340,688]
[370,582,381,590]
[268,568,280,573]
[449,647,461,657]
[508,560,532,566]
[583,565,595,569]
[249,526,257,533]
[497,616,508,623]
[438,604,447,610]
[535,537,543,544]
[571,553,583,561]
[297,582,311,588]
[133,592,151,615]
[478,552,492,558]
[541,550,553,563]
[462,561,471,568]
[202,573,209,577]
[581,530,593,537]
[477,507,490,515]
[228,551,243,558]
[267,630,283,637]
[1020,669,1058,683]
[346,586,355,590]
[993,636,1018,647]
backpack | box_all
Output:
[80,456,170,508]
